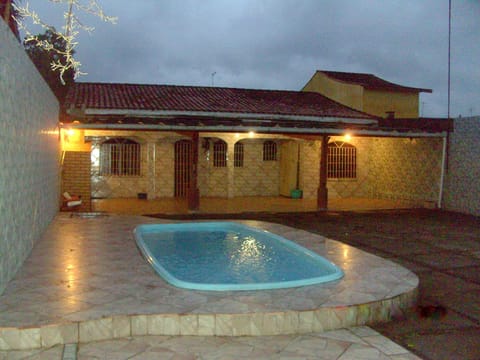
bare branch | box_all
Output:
[13,0,117,83]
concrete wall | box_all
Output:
[0,19,60,295]
[444,116,480,216]
[302,72,364,112]
[363,90,419,118]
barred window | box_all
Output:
[263,141,277,161]
[234,142,244,167]
[327,141,356,179]
[100,138,141,176]
[213,140,227,167]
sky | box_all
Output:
[24,0,480,118]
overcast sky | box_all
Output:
[27,0,479,118]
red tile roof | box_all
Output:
[64,82,377,120]
[319,71,432,93]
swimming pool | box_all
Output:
[135,222,344,291]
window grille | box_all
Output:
[327,141,356,179]
[100,138,141,176]
[263,141,277,161]
[234,142,244,167]
[213,140,227,167]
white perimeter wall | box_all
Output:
[444,116,480,216]
[0,19,60,294]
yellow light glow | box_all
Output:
[66,129,75,136]
[344,133,352,142]
[235,133,240,138]
[248,131,255,138]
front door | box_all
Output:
[174,140,192,197]
[279,141,300,196]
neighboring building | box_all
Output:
[61,73,451,212]
[302,70,432,118]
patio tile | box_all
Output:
[0,344,64,359]
[438,289,480,322]
[417,271,480,301]
[413,252,480,269]
[74,328,416,360]
[400,328,480,360]
[444,265,480,284]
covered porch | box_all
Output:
[61,82,451,215]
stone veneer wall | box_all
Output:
[82,128,446,206]
[326,136,374,199]
[232,139,280,197]
[444,116,480,216]
[88,131,282,199]
[368,137,443,204]
[0,19,60,295]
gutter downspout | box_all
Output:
[438,135,448,209]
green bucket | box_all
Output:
[290,189,303,199]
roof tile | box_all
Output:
[320,71,432,93]
[64,82,376,120]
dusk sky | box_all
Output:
[26,0,479,118]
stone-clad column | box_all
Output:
[317,135,329,210]
[227,140,235,198]
[146,142,156,199]
[188,132,200,211]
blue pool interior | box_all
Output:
[134,222,344,291]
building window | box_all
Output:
[263,141,277,161]
[327,141,356,179]
[100,138,141,176]
[234,142,244,167]
[213,140,227,167]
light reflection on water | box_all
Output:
[229,234,269,282]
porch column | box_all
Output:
[188,132,200,211]
[227,140,235,198]
[317,135,329,210]
[146,142,156,199]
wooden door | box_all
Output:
[279,141,299,196]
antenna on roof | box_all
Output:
[211,72,216,87]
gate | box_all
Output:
[174,140,192,197]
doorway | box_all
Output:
[174,140,192,197]
[279,141,300,197]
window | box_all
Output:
[327,141,356,179]
[263,141,277,161]
[100,138,141,176]
[213,140,227,167]
[234,142,244,167]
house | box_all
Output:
[302,70,432,118]
[61,73,451,213]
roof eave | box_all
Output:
[70,108,378,125]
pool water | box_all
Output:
[135,222,343,291]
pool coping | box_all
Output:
[0,215,418,350]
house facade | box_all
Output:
[61,73,451,212]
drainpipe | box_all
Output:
[438,135,448,209]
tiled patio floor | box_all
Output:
[91,196,421,215]
[1,326,421,359]
[0,213,419,359]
